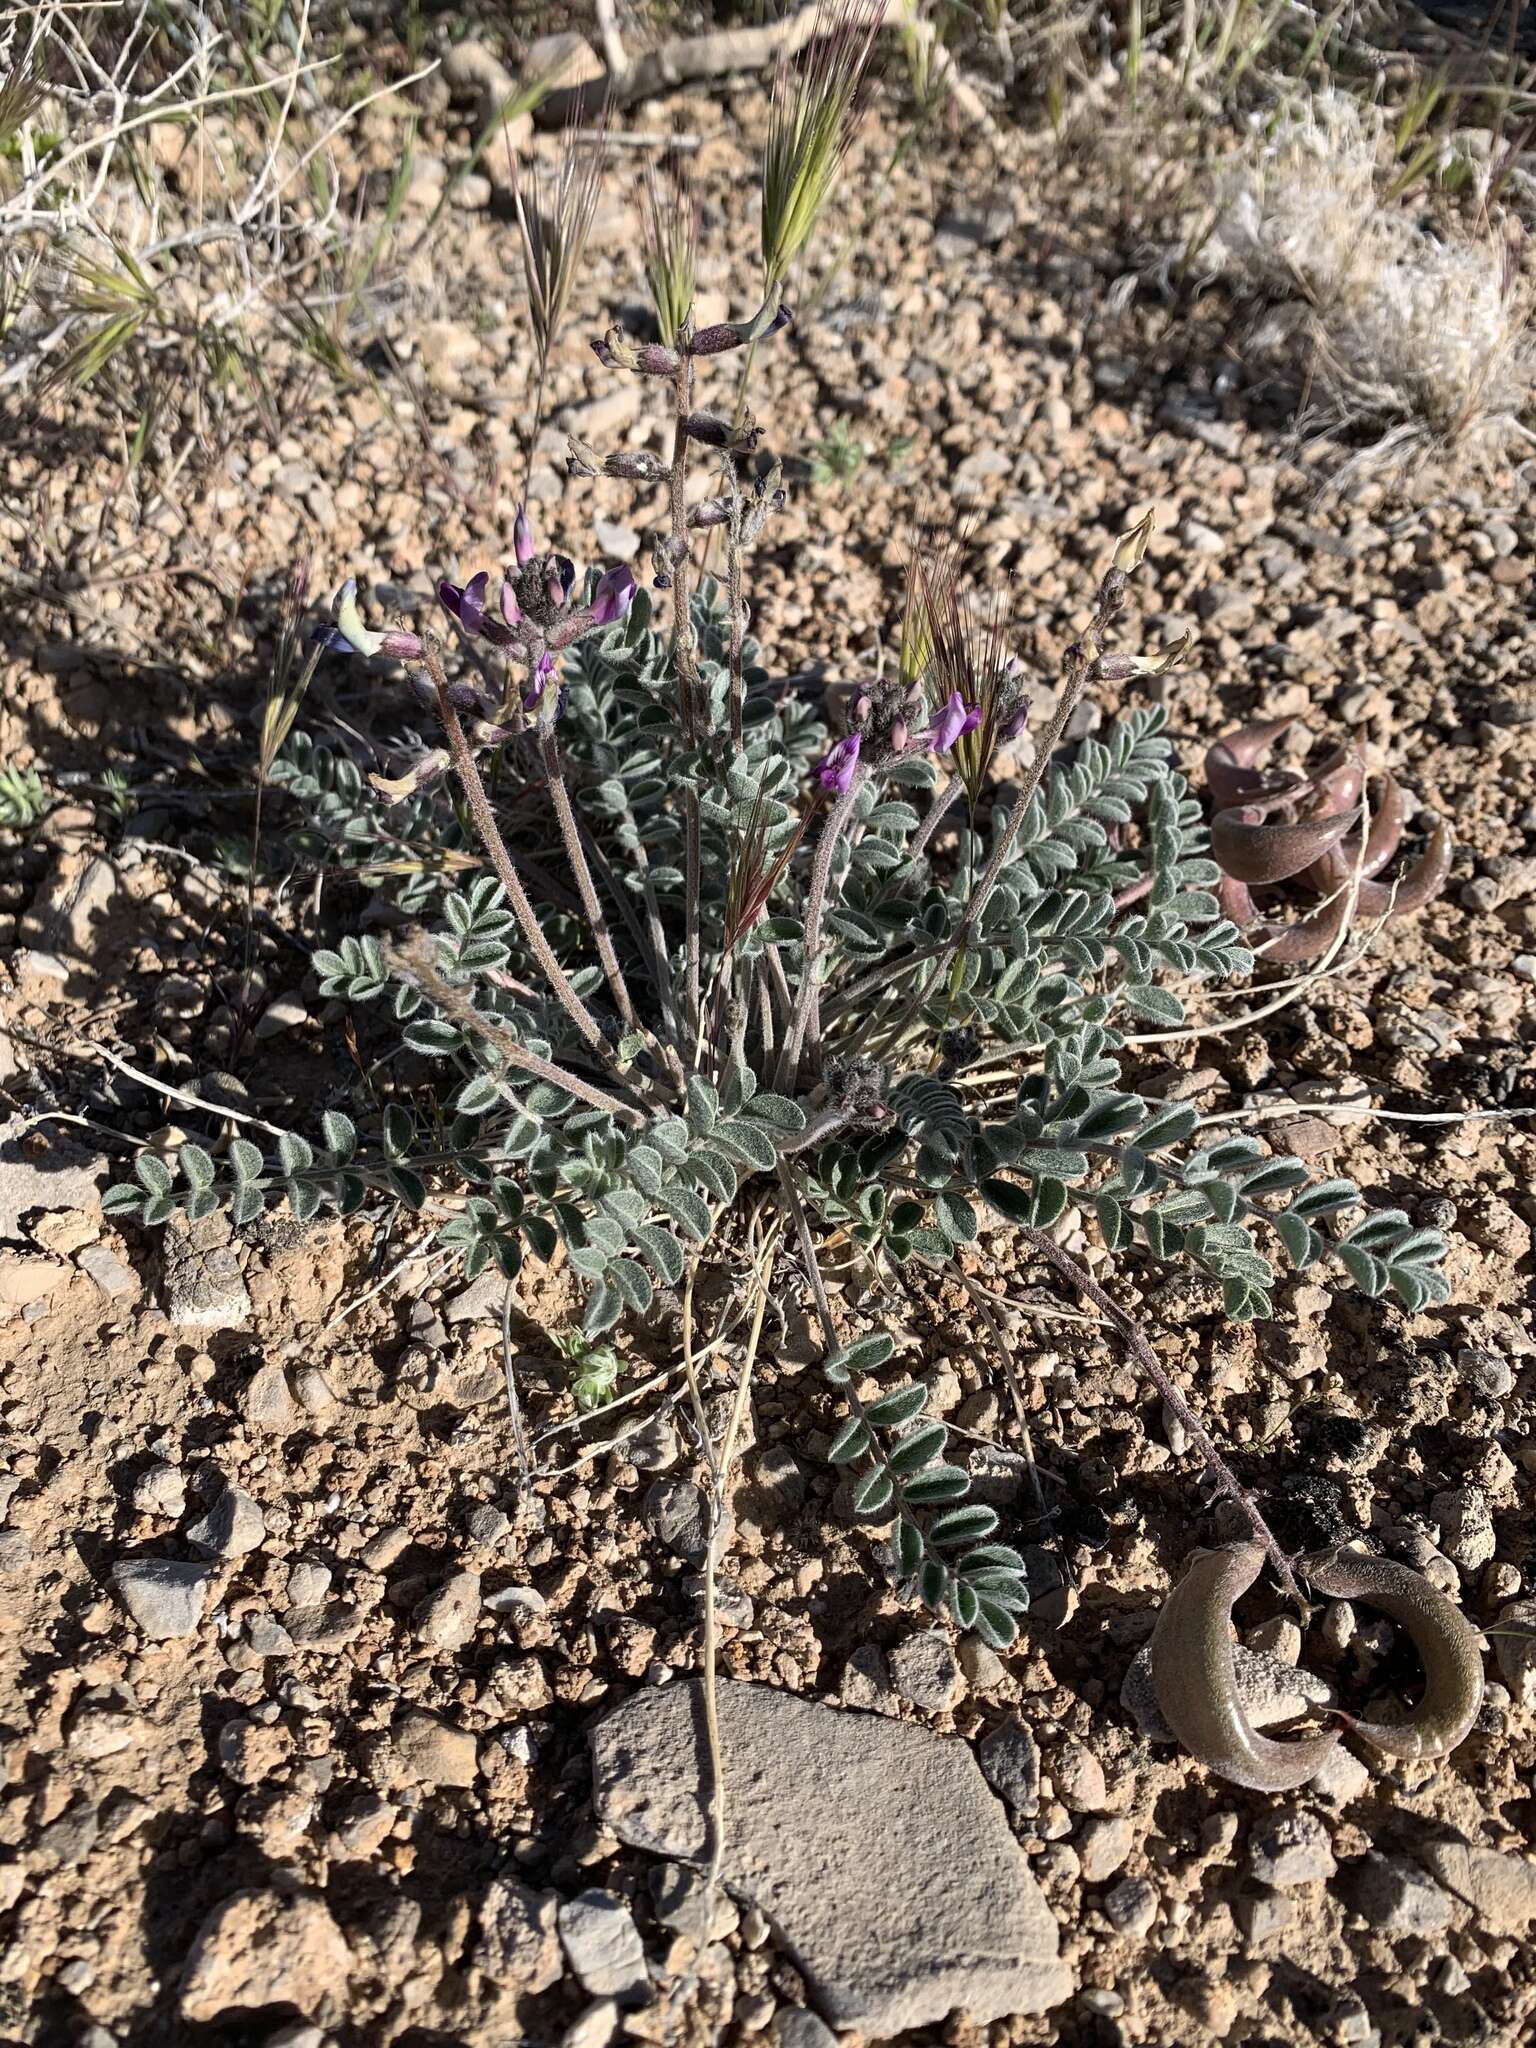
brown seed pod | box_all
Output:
[1202,720,1452,963]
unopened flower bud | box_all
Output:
[691,299,793,356]
[889,716,909,754]
[513,508,535,566]
[683,410,758,450]
[593,328,681,376]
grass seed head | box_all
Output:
[761,0,881,291]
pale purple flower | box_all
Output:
[513,506,535,564]
[523,651,558,712]
[815,734,862,795]
[592,564,636,627]
[925,689,981,754]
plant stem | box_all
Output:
[1016,1223,1302,1604]
[426,643,616,1063]
[726,468,746,751]
[867,662,1090,1062]
[386,932,644,1126]
[909,769,961,863]
[537,724,639,1033]
[776,771,866,1089]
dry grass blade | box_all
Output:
[761,0,881,289]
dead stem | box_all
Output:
[1017,1223,1303,1605]
[680,1203,782,1899]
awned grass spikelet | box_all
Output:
[514,117,606,465]
[761,0,881,296]
[916,532,1022,814]
[641,153,697,349]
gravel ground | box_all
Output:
[0,31,1534,2048]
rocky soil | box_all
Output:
[0,24,1534,2048]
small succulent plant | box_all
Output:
[1203,716,1454,963]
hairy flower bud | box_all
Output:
[683,409,760,451]
[691,300,793,356]
[593,327,681,376]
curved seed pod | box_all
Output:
[1217,872,1257,929]
[1301,740,1366,821]
[1205,718,1299,808]
[1212,803,1357,885]
[1248,889,1351,965]
[1305,817,1453,922]
[1303,1546,1485,1760]
[1376,817,1454,919]
[1302,774,1408,893]
[1149,1544,1340,1791]
[1360,773,1407,878]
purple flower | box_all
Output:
[815,734,862,795]
[925,690,981,753]
[459,570,489,636]
[513,506,535,565]
[500,579,521,627]
[592,564,636,627]
[524,650,558,712]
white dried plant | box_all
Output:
[1201,89,1536,482]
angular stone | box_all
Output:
[76,1243,138,1298]
[557,1889,648,2004]
[644,1478,711,1564]
[1347,1852,1454,1938]
[591,1680,1071,2032]
[180,1889,350,2024]
[164,1222,250,1330]
[0,1118,105,1238]
[1420,1840,1536,1935]
[1247,1807,1336,1889]
[414,1570,481,1651]
[478,1876,562,1995]
[976,1717,1040,1817]
[187,1484,266,1559]
[392,1707,477,1788]
[112,1557,216,1639]
[888,1632,962,1713]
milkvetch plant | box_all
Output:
[107,87,1449,1648]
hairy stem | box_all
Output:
[426,643,615,1062]
[909,769,962,863]
[776,771,867,1089]
[386,933,644,1126]
[537,725,639,1033]
[1017,1224,1302,1603]
[867,660,1090,1062]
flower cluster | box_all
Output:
[814,681,982,795]
[323,508,636,725]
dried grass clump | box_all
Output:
[1202,91,1536,481]
[1204,94,1401,308]
[1318,234,1536,476]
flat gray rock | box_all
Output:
[590,1680,1071,2033]
[112,1557,216,1639]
